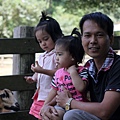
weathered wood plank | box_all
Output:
[0,38,43,54]
[0,36,119,54]
[0,110,37,120]
[0,74,36,91]
[112,36,120,50]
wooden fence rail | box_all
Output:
[0,37,41,120]
[0,25,120,120]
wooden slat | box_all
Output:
[112,36,120,50]
[0,37,119,54]
[0,110,37,120]
[0,38,43,54]
[0,74,36,91]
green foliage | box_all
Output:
[51,0,120,34]
[0,0,48,38]
[51,6,81,35]
[0,0,120,38]
[114,31,120,36]
[52,0,120,15]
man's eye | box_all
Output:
[83,34,90,38]
[96,33,104,37]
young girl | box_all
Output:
[24,11,63,120]
[42,28,89,120]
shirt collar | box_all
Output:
[42,49,55,57]
[85,47,115,83]
[99,47,114,71]
[86,47,115,72]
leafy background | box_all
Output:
[0,0,120,38]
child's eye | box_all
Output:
[58,53,62,56]
[56,53,62,56]
[43,37,49,41]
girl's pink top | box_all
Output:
[51,67,89,101]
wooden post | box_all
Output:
[13,26,35,110]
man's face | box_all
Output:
[81,20,112,61]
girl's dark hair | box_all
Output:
[79,12,113,37]
[34,11,63,42]
[56,28,85,64]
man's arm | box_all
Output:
[57,90,120,120]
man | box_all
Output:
[41,12,120,120]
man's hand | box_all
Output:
[40,105,58,120]
[56,86,72,108]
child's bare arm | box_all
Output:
[24,73,37,83]
[31,61,57,77]
[67,65,87,92]
[44,88,57,105]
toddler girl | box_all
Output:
[42,28,89,120]
[24,11,63,120]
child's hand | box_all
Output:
[31,61,43,73]
[24,76,35,84]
